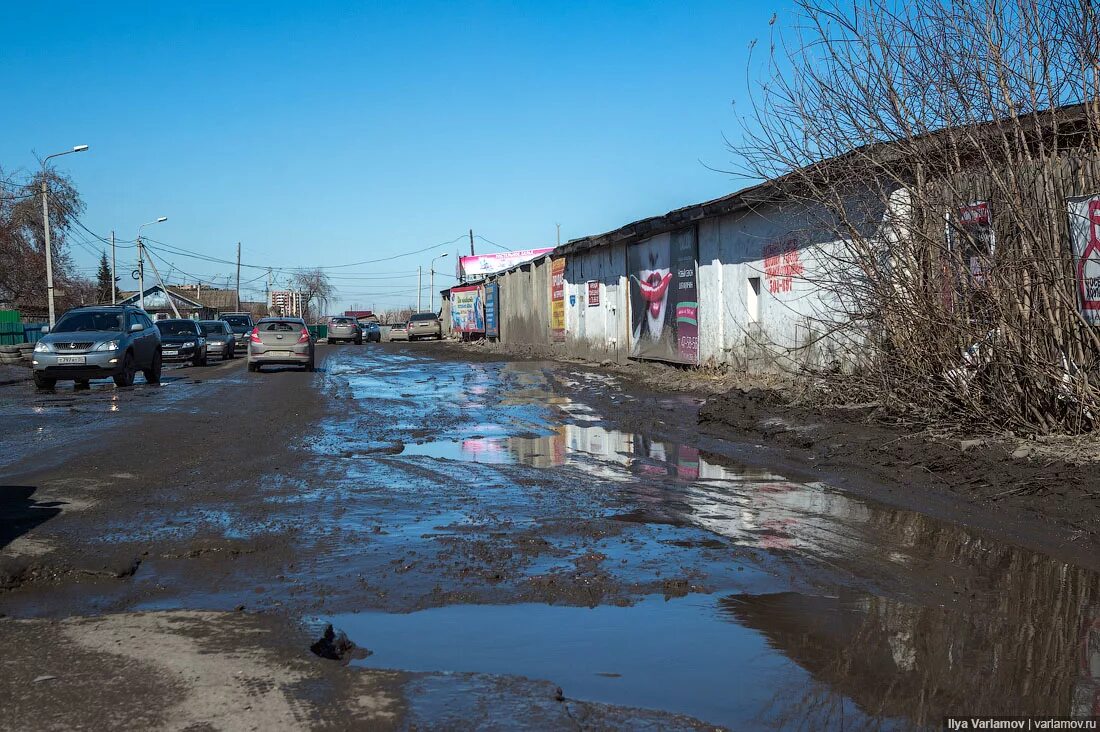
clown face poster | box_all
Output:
[628,227,699,364]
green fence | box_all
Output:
[0,311,23,345]
[306,324,328,340]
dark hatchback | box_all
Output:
[221,313,255,350]
[157,319,208,366]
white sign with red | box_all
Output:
[1068,194,1100,325]
[459,248,554,278]
[587,280,600,306]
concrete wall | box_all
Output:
[448,193,883,372]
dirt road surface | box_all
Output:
[1,343,1097,729]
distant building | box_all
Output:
[269,290,303,316]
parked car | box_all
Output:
[247,317,315,372]
[327,316,362,344]
[389,322,409,341]
[32,305,162,389]
[199,320,235,360]
[220,313,255,351]
[157,319,209,366]
[408,312,443,340]
[362,321,381,343]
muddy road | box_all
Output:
[1,343,1097,730]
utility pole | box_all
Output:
[265,268,272,313]
[40,145,89,328]
[469,229,475,257]
[556,223,561,247]
[417,266,423,312]
[41,180,56,327]
[110,231,117,304]
[143,246,181,318]
[137,238,145,311]
[235,242,241,312]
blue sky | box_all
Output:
[1,1,785,310]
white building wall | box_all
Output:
[563,243,630,361]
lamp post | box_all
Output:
[41,145,89,327]
[136,217,168,311]
[430,253,449,312]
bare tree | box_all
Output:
[290,269,333,322]
[0,167,90,314]
[731,0,1100,434]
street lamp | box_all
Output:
[430,253,449,312]
[136,217,168,311]
[41,145,90,327]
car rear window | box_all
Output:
[157,320,200,336]
[200,322,228,335]
[331,318,354,325]
[410,313,438,321]
[222,316,252,327]
[260,321,300,332]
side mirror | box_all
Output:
[130,323,144,333]
[41,325,49,334]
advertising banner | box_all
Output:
[484,282,499,338]
[587,280,600,307]
[550,258,566,341]
[1068,194,1100,325]
[946,201,996,286]
[450,285,485,333]
[628,227,699,364]
[459,248,554,278]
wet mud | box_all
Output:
[1,343,1098,729]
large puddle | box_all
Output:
[310,351,1100,727]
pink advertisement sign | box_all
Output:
[459,248,554,278]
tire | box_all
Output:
[248,362,258,373]
[307,360,315,372]
[74,379,90,390]
[143,351,162,384]
[113,352,136,387]
[195,351,207,367]
[33,372,56,390]
[355,338,362,345]
[226,346,234,360]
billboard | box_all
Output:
[628,227,699,364]
[459,248,554,278]
[550,258,566,340]
[946,201,996,285]
[1068,194,1100,325]
[484,282,499,338]
[450,285,485,332]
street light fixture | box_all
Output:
[41,145,90,327]
[136,217,168,311]
[429,252,449,312]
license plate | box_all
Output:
[163,350,178,356]
[267,351,290,357]
[57,355,85,365]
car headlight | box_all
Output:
[95,340,121,352]
[182,341,196,348]
[33,341,52,353]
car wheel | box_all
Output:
[113,352,136,387]
[33,372,56,390]
[143,351,162,384]
[355,338,362,345]
[226,346,234,360]
[306,359,315,372]
[195,351,207,367]
[248,362,258,373]
[74,379,90,390]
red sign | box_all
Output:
[587,280,600,307]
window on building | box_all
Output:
[747,277,761,323]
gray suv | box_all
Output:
[32,306,162,390]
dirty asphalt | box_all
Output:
[0,343,1097,730]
